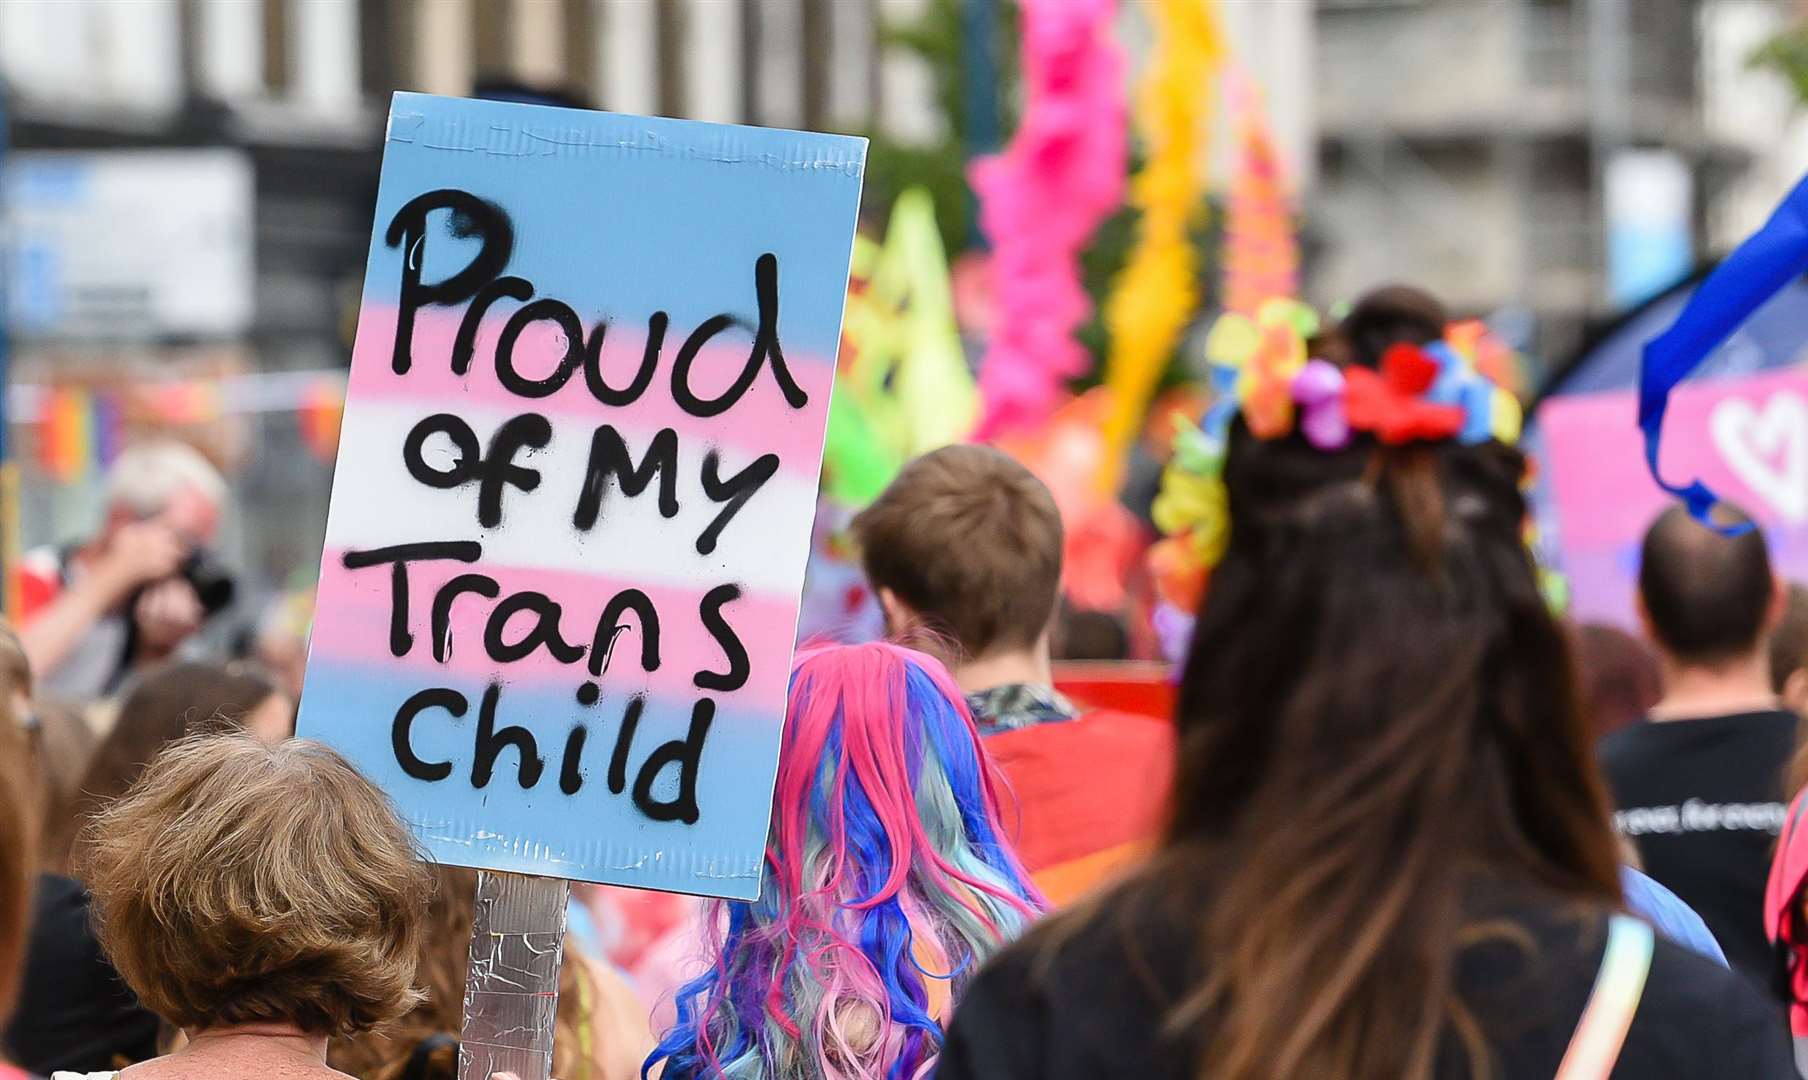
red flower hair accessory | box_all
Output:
[1344,343,1466,446]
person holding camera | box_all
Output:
[16,440,233,701]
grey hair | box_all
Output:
[105,439,227,518]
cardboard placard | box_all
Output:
[1541,364,1808,627]
[297,93,865,900]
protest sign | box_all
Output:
[1540,363,1808,627]
[298,92,866,902]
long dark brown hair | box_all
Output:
[1158,289,1623,1080]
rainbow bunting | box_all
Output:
[298,379,346,464]
[92,392,123,468]
[37,386,127,483]
[147,381,223,426]
[39,387,93,483]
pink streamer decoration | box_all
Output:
[970,0,1127,438]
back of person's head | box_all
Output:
[79,734,430,1039]
[1772,583,1808,708]
[0,619,88,862]
[1573,622,1663,739]
[105,439,227,521]
[648,641,1043,1079]
[1772,584,1808,796]
[51,661,284,872]
[25,700,97,862]
[1318,285,1449,370]
[0,681,36,1029]
[0,618,31,710]
[1053,604,1131,661]
[331,864,619,1080]
[1638,504,1775,665]
[852,445,1064,662]
[1155,286,1619,1080]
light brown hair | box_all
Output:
[80,735,431,1038]
[852,445,1063,659]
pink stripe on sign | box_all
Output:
[348,307,836,466]
[309,549,797,707]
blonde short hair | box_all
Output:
[81,735,431,1037]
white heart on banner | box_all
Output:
[1709,391,1808,524]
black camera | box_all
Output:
[179,550,237,617]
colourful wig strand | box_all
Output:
[644,642,1045,1079]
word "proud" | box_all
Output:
[385,189,807,419]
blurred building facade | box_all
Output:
[0,0,946,368]
[5,0,1805,366]
[1312,0,1800,361]
[0,0,948,601]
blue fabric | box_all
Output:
[1620,865,1728,967]
[1638,170,1808,533]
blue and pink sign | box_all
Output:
[297,93,865,899]
[1541,363,1808,627]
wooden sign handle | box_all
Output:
[457,870,572,1080]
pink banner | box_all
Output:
[1541,364,1808,626]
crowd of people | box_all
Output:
[3,286,1808,1078]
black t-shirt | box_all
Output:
[939,878,1794,1080]
[3,874,160,1074]
[1598,710,1798,986]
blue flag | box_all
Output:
[1640,172,1808,533]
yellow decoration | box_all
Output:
[1491,387,1524,445]
[1204,313,1258,369]
[1151,466,1208,534]
[846,188,978,452]
[1199,300,1316,440]
[1097,0,1225,492]
[1150,462,1229,567]
[823,188,977,505]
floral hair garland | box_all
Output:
[1149,299,1525,612]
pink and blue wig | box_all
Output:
[644,641,1045,1079]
